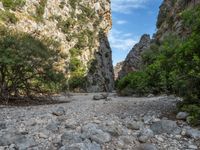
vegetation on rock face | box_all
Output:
[116,5,200,125]
[0,0,25,10]
[68,47,87,91]
[0,26,66,100]
[0,10,18,24]
[34,0,47,22]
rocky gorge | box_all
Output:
[0,0,200,150]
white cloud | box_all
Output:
[116,20,127,25]
[111,0,148,14]
[108,29,137,51]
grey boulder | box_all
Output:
[136,144,158,150]
[186,129,200,140]
[93,93,108,100]
[81,123,111,144]
[61,131,82,145]
[176,112,189,120]
[138,128,154,143]
[59,142,101,150]
[0,132,35,149]
[150,120,179,134]
[52,106,65,116]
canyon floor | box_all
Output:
[0,93,200,150]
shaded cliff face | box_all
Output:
[0,0,114,92]
[117,34,151,79]
[155,0,200,42]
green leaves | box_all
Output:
[117,71,149,95]
[0,26,66,99]
[0,10,18,24]
[0,0,25,10]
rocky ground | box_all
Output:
[0,93,200,150]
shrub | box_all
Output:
[181,104,200,126]
[117,71,150,96]
[0,0,25,10]
[0,26,66,100]
[34,0,47,22]
[68,0,80,9]
[0,10,18,24]
[68,76,86,90]
[57,18,76,34]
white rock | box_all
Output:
[188,145,198,149]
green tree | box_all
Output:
[0,26,66,100]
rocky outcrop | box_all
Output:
[118,34,151,79]
[114,61,124,80]
[0,0,114,92]
[87,34,114,92]
[155,0,200,42]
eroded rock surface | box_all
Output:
[118,34,151,79]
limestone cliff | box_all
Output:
[117,34,150,79]
[114,61,124,80]
[155,0,200,42]
[0,0,114,92]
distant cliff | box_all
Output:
[117,34,150,79]
[0,0,114,92]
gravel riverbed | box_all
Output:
[0,93,199,150]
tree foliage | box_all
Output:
[0,26,66,100]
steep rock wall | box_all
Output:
[155,0,200,42]
[0,0,114,92]
[118,34,151,79]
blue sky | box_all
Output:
[109,0,163,65]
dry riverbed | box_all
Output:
[0,93,199,150]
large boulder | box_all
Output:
[138,128,154,143]
[176,112,189,120]
[186,129,200,140]
[93,93,109,100]
[0,132,35,149]
[136,144,158,150]
[59,142,101,150]
[52,107,65,116]
[150,119,179,135]
[61,131,83,145]
[81,123,111,144]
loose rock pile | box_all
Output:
[0,94,199,150]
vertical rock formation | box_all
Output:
[118,34,151,79]
[0,0,114,92]
[87,33,114,92]
[155,0,200,42]
[114,62,124,80]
